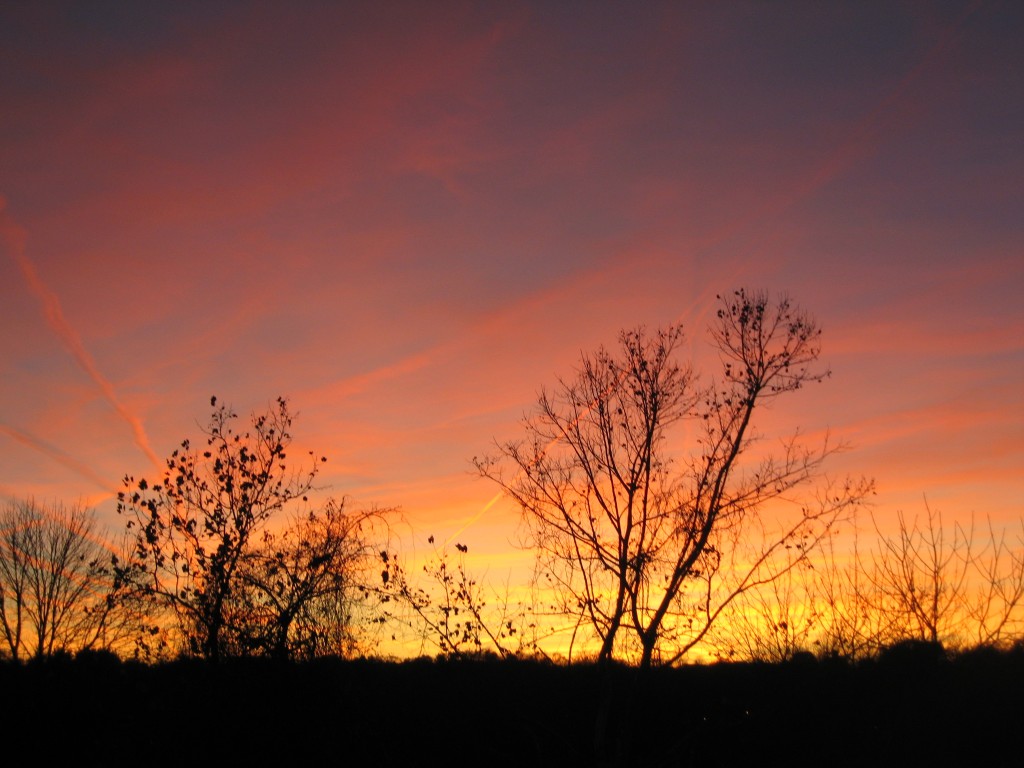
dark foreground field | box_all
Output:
[3,645,1020,767]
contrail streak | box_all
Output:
[444,489,504,546]
[0,422,119,495]
[0,199,162,470]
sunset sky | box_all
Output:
[1,1,1021,578]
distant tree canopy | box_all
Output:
[116,397,387,661]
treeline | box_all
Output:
[2,291,1022,665]
[2,648,1021,765]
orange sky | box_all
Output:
[1,1,1021,581]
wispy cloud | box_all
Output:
[0,421,118,495]
[0,199,161,470]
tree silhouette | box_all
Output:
[477,289,872,666]
[710,542,822,662]
[115,396,370,660]
[814,502,1024,657]
[228,499,388,659]
[0,498,129,659]
[380,536,528,658]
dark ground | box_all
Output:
[2,644,1020,767]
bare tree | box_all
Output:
[962,514,1024,647]
[869,503,970,647]
[711,542,822,662]
[810,523,898,659]
[0,502,28,658]
[0,498,128,659]
[381,536,528,658]
[819,505,1024,655]
[476,289,871,667]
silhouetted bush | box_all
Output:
[878,638,946,665]
[74,647,122,667]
